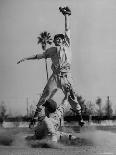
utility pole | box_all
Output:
[26,97,29,117]
[107,96,110,118]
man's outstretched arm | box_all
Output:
[65,14,70,46]
[65,13,70,32]
[17,53,45,64]
[59,6,71,45]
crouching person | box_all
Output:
[33,99,72,142]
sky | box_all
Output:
[0,0,116,115]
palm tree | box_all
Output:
[37,31,52,80]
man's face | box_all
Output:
[54,37,63,46]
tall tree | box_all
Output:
[104,96,113,118]
[86,101,95,116]
[96,97,102,116]
[0,101,6,118]
[37,31,52,80]
[0,101,7,126]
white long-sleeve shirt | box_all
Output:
[37,29,72,74]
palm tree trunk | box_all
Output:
[45,58,49,81]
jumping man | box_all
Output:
[17,6,84,127]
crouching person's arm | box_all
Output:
[34,116,57,142]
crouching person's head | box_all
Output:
[43,99,57,116]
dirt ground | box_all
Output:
[0,124,116,155]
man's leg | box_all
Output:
[60,74,85,127]
[68,96,85,126]
[44,117,58,142]
[34,74,58,119]
[34,116,57,142]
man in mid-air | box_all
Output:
[17,6,84,128]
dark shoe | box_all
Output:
[79,120,85,127]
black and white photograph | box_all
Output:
[0,0,116,155]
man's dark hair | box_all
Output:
[54,34,65,41]
[43,99,57,113]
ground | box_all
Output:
[0,123,116,155]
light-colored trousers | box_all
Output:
[36,72,81,114]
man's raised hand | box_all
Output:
[59,6,71,16]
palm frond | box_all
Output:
[37,37,42,44]
[37,31,53,49]
[47,40,52,45]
